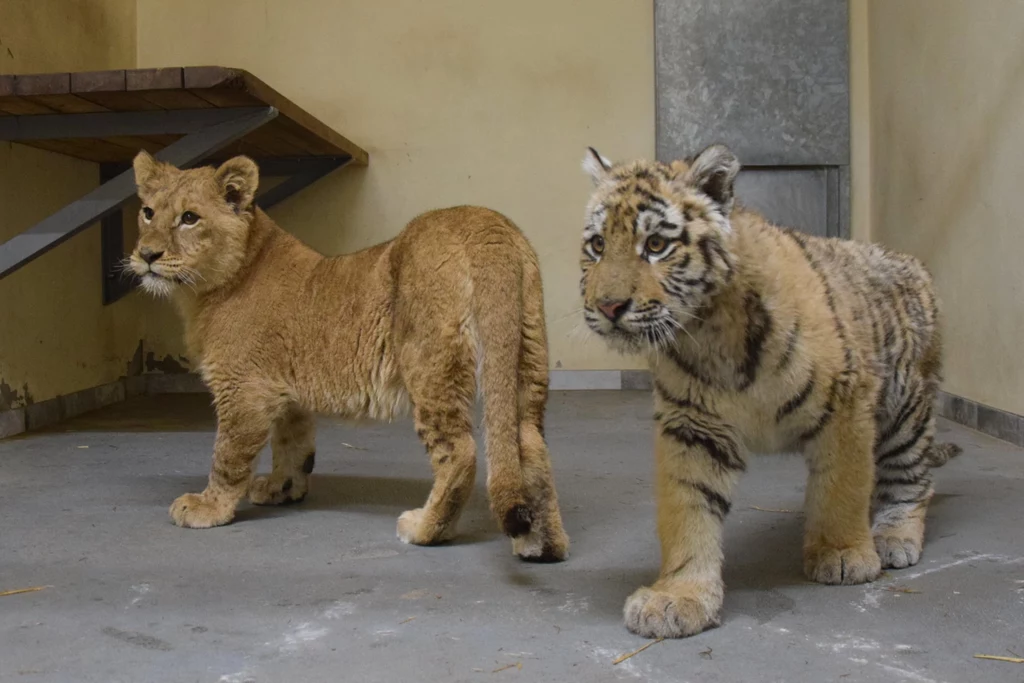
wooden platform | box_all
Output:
[0,66,367,165]
[0,66,367,295]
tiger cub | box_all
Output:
[579,144,960,638]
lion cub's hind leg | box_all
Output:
[396,329,478,546]
[510,308,569,562]
[249,404,317,506]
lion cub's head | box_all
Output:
[129,151,260,297]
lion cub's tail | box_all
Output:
[471,242,533,539]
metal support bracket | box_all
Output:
[254,156,351,210]
[0,106,279,281]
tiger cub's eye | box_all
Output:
[645,235,668,254]
[590,235,605,255]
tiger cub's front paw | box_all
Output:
[169,492,235,529]
[804,541,881,585]
[623,583,721,639]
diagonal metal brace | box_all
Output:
[255,156,351,209]
[0,106,278,280]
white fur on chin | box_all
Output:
[140,274,174,298]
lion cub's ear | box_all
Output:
[215,156,259,212]
[133,150,165,195]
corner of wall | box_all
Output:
[848,0,871,243]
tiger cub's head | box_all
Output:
[579,143,740,353]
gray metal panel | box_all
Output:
[734,168,828,237]
[655,0,850,167]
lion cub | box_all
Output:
[129,151,568,562]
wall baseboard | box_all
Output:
[4,371,1020,450]
[0,372,199,440]
[936,390,1024,448]
[548,369,654,391]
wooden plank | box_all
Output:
[185,67,262,107]
[71,70,126,94]
[239,72,368,164]
[135,90,213,110]
[183,66,244,90]
[104,135,166,154]
[14,73,70,96]
[243,124,305,156]
[262,119,322,155]
[0,96,56,115]
[190,87,262,108]
[127,68,211,109]
[77,90,163,111]
[126,67,183,91]
[0,74,67,114]
[21,138,133,163]
[72,70,164,111]
[215,141,269,160]
[25,94,108,113]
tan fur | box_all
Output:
[579,145,959,637]
[129,151,568,562]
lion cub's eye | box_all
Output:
[645,235,668,255]
[590,235,605,255]
[142,207,154,222]
[181,211,200,226]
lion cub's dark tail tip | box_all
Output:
[925,442,963,468]
[502,504,533,538]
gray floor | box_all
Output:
[1,391,1022,683]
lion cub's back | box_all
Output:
[390,205,538,282]
[397,205,531,250]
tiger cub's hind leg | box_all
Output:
[872,395,940,569]
[802,392,881,585]
[249,403,317,505]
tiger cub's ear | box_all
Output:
[684,144,740,214]
[582,147,613,185]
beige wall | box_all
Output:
[865,0,1024,415]
[0,0,139,411]
[135,0,653,371]
[848,0,871,243]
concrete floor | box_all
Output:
[1,391,1022,683]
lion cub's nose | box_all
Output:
[597,298,631,322]
[140,247,164,264]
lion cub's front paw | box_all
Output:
[623,585,721,639]
[169,492,235,529]
[249,474,308,506]
[804,541,881,585]
[396,508,455,546]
